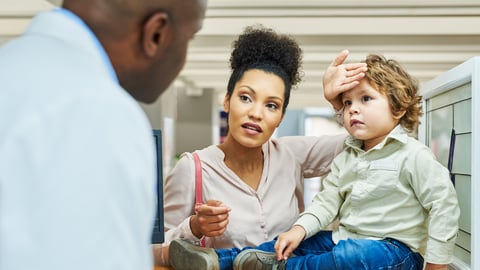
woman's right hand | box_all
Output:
[189,200,231,238]
[323,49,368,110]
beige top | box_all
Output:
[163,135,345,248]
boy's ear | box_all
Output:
[142,12,171,58]
[394,110,406,120]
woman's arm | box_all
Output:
[163,153,230,242]
[162,154,199,242]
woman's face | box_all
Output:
[224,69,285,148]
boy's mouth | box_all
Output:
[350,119,363,127]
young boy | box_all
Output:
[169,54,460,270]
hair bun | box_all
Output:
[230,25,303,87]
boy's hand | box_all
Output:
[190,200,231,238]
[323,49,367,110]
[274,225,306,260]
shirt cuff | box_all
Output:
[178,216,203,245]
[425,237,456,264]
[294,213,322,239]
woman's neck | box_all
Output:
[218,138,264,190]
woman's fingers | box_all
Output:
[345,62,367,72]
[199,216,229,237]
[198,200,231,215]
[195,201,231,236]
[330,49,349,67]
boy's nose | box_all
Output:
[348,103,360,114]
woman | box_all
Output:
[153,25,366,265]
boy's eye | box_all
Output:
[362,96,372,102]
[343,100,352,106]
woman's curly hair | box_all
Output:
[227,25,303,113]
[364,54,423,132]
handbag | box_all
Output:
[192,152,206,247]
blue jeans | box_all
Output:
[216,231,424,270]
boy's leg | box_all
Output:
[287,237,424,270]
[233,231,335,270]
[217,239,276,270]
[169,238,278,270]
[215,246,241,270]
[290,230,336,256]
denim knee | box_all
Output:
[331,238,423,270]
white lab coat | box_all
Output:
[0,9,156,270]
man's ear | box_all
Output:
[142,12,171,58]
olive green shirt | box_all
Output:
[295,125,460,264]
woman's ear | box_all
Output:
[277,114,285,127]
[142,12,171,58]
[223,94,230,113]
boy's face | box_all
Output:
[341,80,402,151]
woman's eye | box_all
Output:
[240,95,251,103]
[266,103,279,110]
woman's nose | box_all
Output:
[248,104,262,119]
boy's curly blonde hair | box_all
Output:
[364,54,423,132]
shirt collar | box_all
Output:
[54,8,119,84]
[345,125,409,152]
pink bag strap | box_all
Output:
[192,152,203,209]
[192,152,206,247]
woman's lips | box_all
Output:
[242,122,262,133]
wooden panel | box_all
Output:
[452,134,472,175]
[427,83,471,111]
[454,99,472,134]
[456,175,472,234]
[428,105,453,167]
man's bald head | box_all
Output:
[63,0,208,103]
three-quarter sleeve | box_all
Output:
[163,153,202,245]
